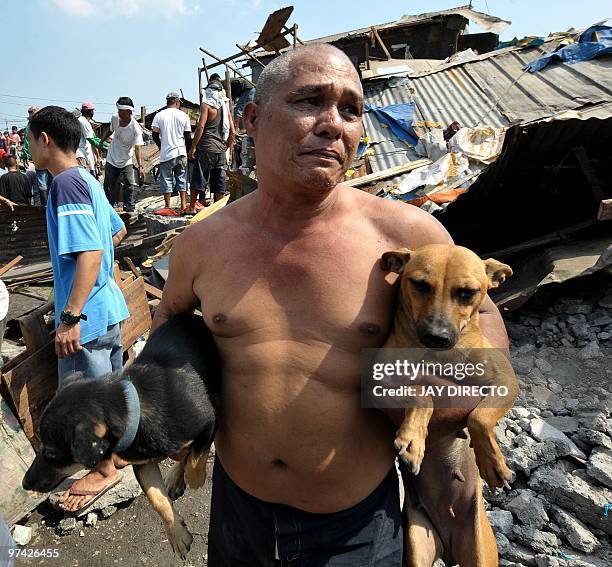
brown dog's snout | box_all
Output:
[416,316,458,349]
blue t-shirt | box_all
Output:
[47,166,129,344]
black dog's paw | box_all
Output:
[167,515,193,560]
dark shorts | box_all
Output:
[208,458,403,566]
[190,150,226,195]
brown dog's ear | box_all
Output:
[71,422,109,469]
[484,258,513,288]
[380,248,412,274]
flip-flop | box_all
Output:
[181,209,197,216]
[61,472,124,516]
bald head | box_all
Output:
[255,44,360,108]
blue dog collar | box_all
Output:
[114,380,140,453]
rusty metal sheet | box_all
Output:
[0,206,49,266]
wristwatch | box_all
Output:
[60,310,88,325]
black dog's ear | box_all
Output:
[380,248,412,274]
[71,423,109,469]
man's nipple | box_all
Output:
[213,313,227,324]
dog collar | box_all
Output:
[115,381,140,453]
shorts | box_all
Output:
[159,155,187,193]
[190,150,226,195]
[208,458,403,566]
[57,323,122,386]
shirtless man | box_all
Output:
[152,44,509,565]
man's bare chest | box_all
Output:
[195,235,398,348]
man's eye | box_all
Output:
[299,97,319,106]
[342,105,360,117]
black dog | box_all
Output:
[22,313,220,559]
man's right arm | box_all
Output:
[151,229,200,332]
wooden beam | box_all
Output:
[144,282,163,300]
[371,26,391,60]
[18,301,54,355]
[121,277,152,350]
[0,255,23,277]
[573,145,606,203]
[237,45,266,67]
[124,257,140,278]
[199,48,256,87]
[345,160,432,187]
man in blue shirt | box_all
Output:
[28,106,130,514]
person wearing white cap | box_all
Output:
[76,101,97,176]
[151,92,192,211]
[99,97,144,213]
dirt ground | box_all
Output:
[16,460,214,567]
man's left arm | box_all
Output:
[56,250,103,358]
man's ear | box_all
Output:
[71,423,109,469]
[380,248,412,274]
[242,101,259,138]
[484,258,512,289]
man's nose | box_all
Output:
[313,106,343,139]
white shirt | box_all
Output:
[151,107,191,163]
[0,278,8,322]
[76,116,95,171]
[107,115,144,169]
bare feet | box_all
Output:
[59,460,120,512]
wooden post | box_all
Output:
[198,67,203,104]
[140,106,146,126]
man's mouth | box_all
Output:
[303,149,343,163]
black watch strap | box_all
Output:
[60,310,88,325]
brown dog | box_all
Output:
[380,243,518,567]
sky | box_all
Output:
[2,0,610,129]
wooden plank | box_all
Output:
[344,159,431,187]
[119,274,135,289]
[124,257,140,278]
[371,27,391,60]
[144,282,163,300]
[0,255,23,277]
[0,339,57,444]
[16,301,53,354]
[0,397,46,525]
[199,48,256,87]
[573,145,606,203]
[113,262,122,285]
[121,277,152,350]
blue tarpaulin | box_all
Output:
[524,25,612,73]
[364,102,418,146]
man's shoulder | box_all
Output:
[340,184,453,247]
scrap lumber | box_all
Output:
[121,277,152,350]
[0,397,46,525]
[124,257,140,278]
[144,282,163,300]
[18,301,54,355]
[0,256,23,277]
[344,160,431,187]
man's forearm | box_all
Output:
[135,145,143,168]
[191,126,204,151]
[152,131,161,149]
[64,250,103,314]
[113,226,127,247]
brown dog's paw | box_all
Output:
[166,515,193,560]
[470,432,513,489]
[394,431,426,475]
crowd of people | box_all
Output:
[0,74,251,217]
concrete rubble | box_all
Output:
[489,277,612,567]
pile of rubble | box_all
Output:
[487,278,612,567]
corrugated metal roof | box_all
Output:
[0,206,49,266]
[362,77,421,174]
[408,41,612,129]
